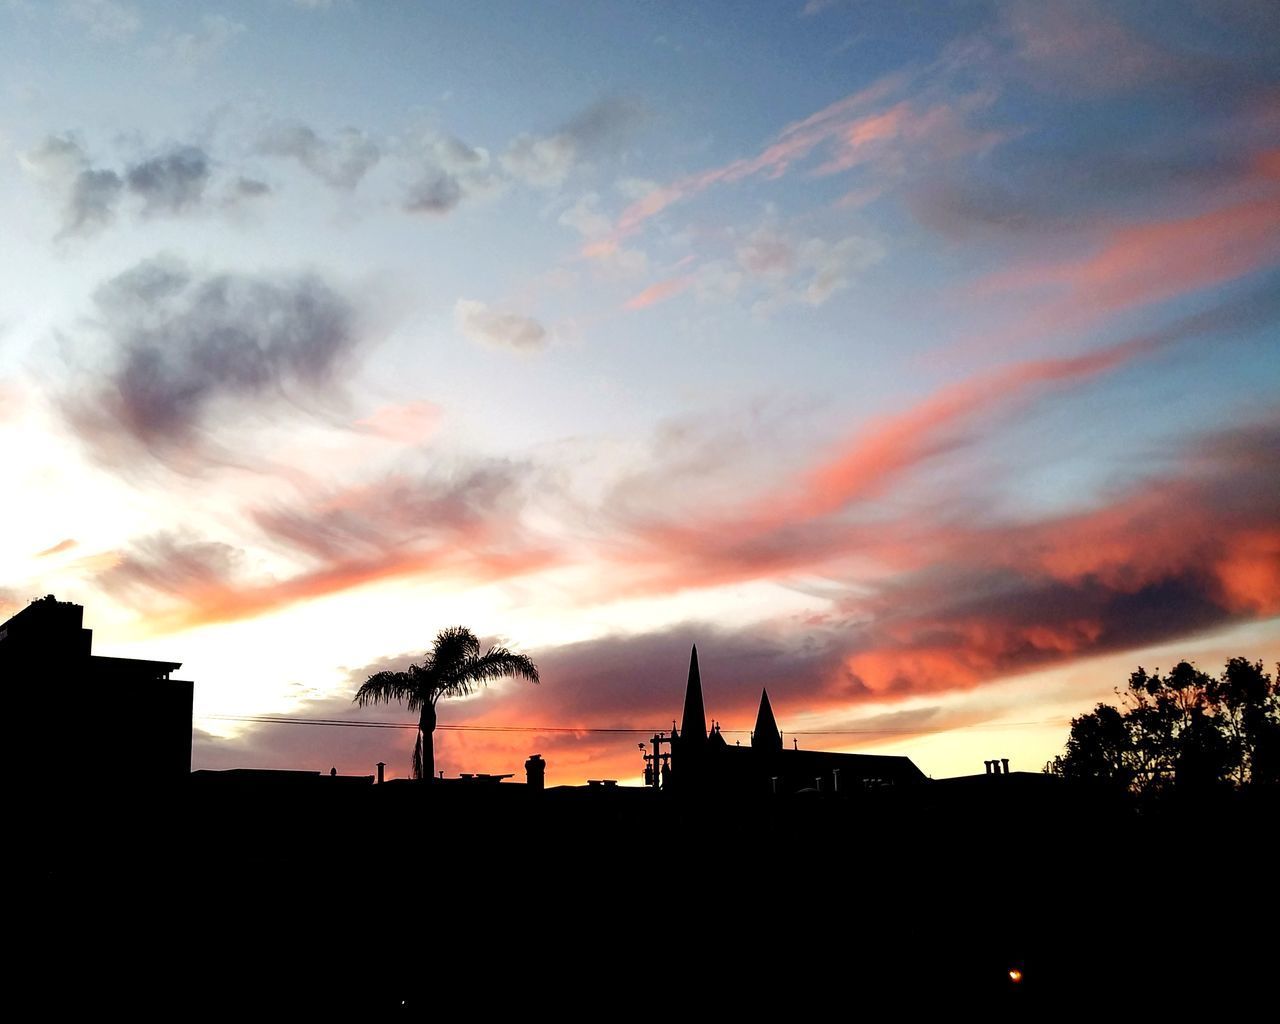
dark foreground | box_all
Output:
[20,779,1277,1013]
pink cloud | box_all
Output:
[786,343,1146,521]
[980,193,1280,318]
[611,74,916,238]
[966,152,1280,349]
[354,400,441,444]
[1004,0,1183,95]
[623,274,693,311]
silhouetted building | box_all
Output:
[2,595,193,788]
[666,645,926,794]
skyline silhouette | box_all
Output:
[9,595,1276,1008]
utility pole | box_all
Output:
[640,731,673,790]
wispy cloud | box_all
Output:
[62,0,140,41]
[147,13,244,68]
[256,122,380,190]
[96,458,558,630]
[608,72,999,243]
[971,157,1280,343]
[502,97,647,188]
[622,275,692,311]
[353,401,441,444]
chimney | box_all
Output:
[376,761,385,785]
[1001,757,1010,775]
[984,760,992,775]
[832,768,841,794]
[525,753,545,791]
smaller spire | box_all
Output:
[752,688,782,753]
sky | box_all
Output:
[2,0,1278,786]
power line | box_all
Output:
[198,712,1068,735]
[201,714,652,734]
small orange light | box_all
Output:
[1008,969,1023,984]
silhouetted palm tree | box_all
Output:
[354,626,539,781]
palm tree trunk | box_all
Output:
[419,703,437,781]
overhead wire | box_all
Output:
[198,712,1068,735]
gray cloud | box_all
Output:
[906,147,1253,241]
[20,135,222,235]
[66,167,125,235]
[256,122,380,189]
[18,133,87,183]
[63,256,360,459]
[20,134,122,236]
[98,531,243,605]
[224,176,272,207]
[254,459,531,562]
[126,145,210,215]
[401,133,502,215]
[502,96,647,188]
[489,622,859,728]
[404,167,463,214]
[719,222,883,314]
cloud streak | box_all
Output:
[97,460,558,630]
[975,164,1280,336]
[607,73,998,245]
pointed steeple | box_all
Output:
[680,645,707,746]
[752,688,782,752]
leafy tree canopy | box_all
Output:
[1046,657,1280,794]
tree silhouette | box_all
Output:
[1047,657,1279,793]
[354,626,539,780]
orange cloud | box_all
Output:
[1216,529,1280,615]
[102,461,561,633]
[145,543,560,634]
[789,343,1145,521]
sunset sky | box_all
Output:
[3,0,1278,785]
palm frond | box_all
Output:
[353,668,417,708]
[429,626,480,673]
[438,647,540,699]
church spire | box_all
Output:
[680,645,707,745]
[752,688,782,752]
